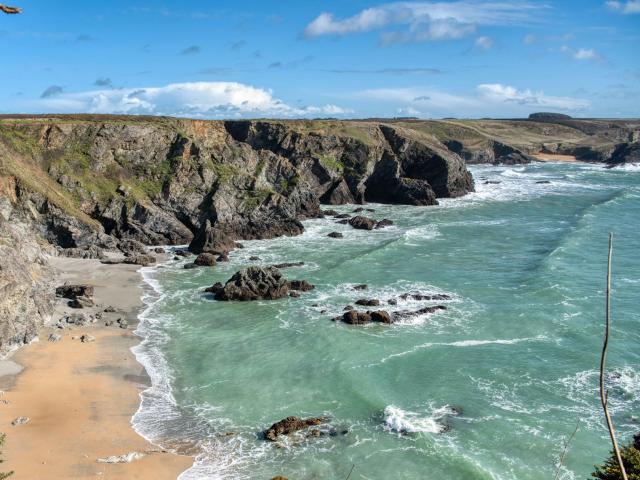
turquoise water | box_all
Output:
[133,162,640,480]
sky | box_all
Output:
[0,0,638,119]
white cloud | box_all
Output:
[606,0,640,14]
[476,83,590,110]
[27,82,353,118]
[474,36,494,50]
[358,83,590,116]
[304,1,543,44]
[560,45,602,61]
[396,106,422,116]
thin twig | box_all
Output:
[599,233,628,480]
[345,464,355,480]
[553,418,580,480]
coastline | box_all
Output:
[0,255,192,479]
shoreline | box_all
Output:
[0,255,192,479]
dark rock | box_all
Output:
[483,180,501,184]
[80,334,95,343]
[375,219,394,229]
[57,246,105,260]
[340,310,372,325]
[352,284,368,290]
[355,298,380,306]
[123,255,156,266]
[327,231,343,238]
[194,253,217,267]
[204,282,224,296]
[183,263,200,269]
[104,306,116,313]
[174,250,193,257]
[214,266,289,301]
[352,207,365,213]
[154,247,165,253]
[535,180,551,184]
[287,280,315,292]
[320,179,355,204]
[370,310,393,324]
[322,209,339,216]
[365,208,376,212]
[334,213,351,219]
[388,298,398,306]
[273,261,304,268]
[398,293,451,301]
[343,305,354,311]
[349,216,376,230]
[217,253,230,262]
[249,256,261,261]
[289,291,300,298]
[117,239,147,257]
[336,219,349,225]
[263,416,327,441]
[392,305,447,321]
[56,284,94,299]
[68,296,94,309]
[235,242,245,249]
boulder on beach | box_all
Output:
[123,255,156,266]
[56,284,94,299]
[68,296,94,309]
[263,416,327,441]
[349,216,376,230]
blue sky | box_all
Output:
[0,0,638,118]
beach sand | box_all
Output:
[0,256,192,479]
[531,152,579,162]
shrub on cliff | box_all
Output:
[592,433,640,479]
[0,433,13,479]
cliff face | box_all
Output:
[0,176,55,354]
[0,117,474,256]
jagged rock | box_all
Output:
[287,280,315,291]
[123,255,156,266]
[214,267,289,301]
[57,246,105,259]
[352,284,368,290]
[48,333,62,342]
[249,256,261,261]
[370,310,393,324]
[104,306,116,313]
[56,284,94,299]
[11,417,29,426]
[263,416,327,441]
[339,309,392,325]
[349,216,376,230]
[289,291,300,298]
[273,261,305,268]
[320,178,355,204]
[334,213,351,219]
[204,282,224,296]
[392,305,447,321]
[321,209,339,216]
[355,298,380,306]
[375,219,394,229]
[68,295,94,309]
[327,231,343,238]
[118,239,147,257]
[194,253,217,267]
[217,253,230,262]
[398,293,451,301]
[65,313,88,326]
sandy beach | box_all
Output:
[531,152,579,162]
[0,256,192,479]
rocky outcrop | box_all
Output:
[263,416,327,441]
[213,266,290,301]
[0,185,55,354]
[0,117,477,257]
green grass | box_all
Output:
[317,153,344,172]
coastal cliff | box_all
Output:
[0,114,638,352]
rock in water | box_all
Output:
[327,232,343,238]
[214,267,290,301]
[375,219,394,229]
[55,284,94,299]
[349,216,376,230]
[287,280,315,292]
[123,255,156,266]
[194,253,217,267]
[272,261,305,268]
[355,298,380,306]
[263,416,326,441]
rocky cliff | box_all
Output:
[0,117,475,257]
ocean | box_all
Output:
[132,162,640,480]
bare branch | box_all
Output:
[599,233,628,480]
[0,4,22,14]
[553,418,580,480]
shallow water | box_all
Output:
[133,162,640,480]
